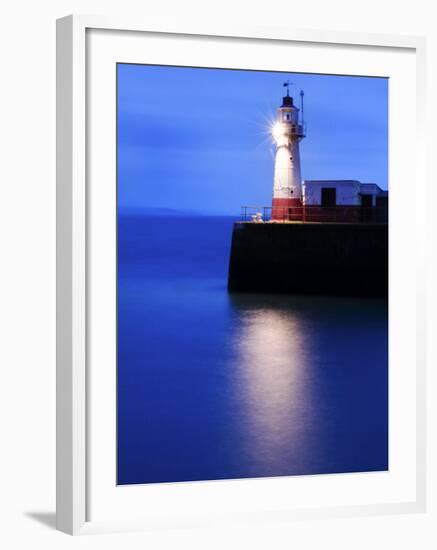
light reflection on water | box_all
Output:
[230,303,314,475]
[226,292,388,479]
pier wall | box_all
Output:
[227,222,388,296]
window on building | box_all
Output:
[361,194,373,208]
[321,188,336,207]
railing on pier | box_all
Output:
[240,205,388,224]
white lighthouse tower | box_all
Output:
[271,83,305,220]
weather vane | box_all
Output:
[283,80,292,96]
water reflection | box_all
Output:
[228,294,318,476]
[226,293,388,478]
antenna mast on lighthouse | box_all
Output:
[300,89,305,129]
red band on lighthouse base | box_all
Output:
[271,198,303,221]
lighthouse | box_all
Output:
[271,83,305,220]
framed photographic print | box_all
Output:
[56,15,427,535]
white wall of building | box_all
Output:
[303,180,361,205]
[360,183,385,206]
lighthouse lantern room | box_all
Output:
[271,83,305,220]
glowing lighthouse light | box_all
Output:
[271,82,306,220]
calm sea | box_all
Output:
[117,213,388,485]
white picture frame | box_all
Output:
[56,14,427,535]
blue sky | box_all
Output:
[117,64,388,214]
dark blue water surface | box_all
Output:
[117,214,388,485]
